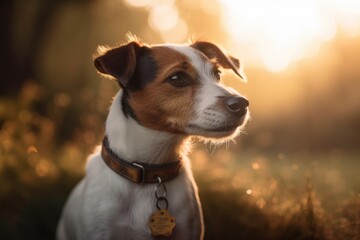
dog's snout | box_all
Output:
[225,96,249,113]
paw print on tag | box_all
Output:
[148,210,176,237]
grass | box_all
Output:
[192,147,360,240]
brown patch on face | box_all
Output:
[151,46,198,81]
[128,46,199,133]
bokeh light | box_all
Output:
[148,3,179,31]
[124,0,189,42]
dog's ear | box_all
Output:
[191,41,246,80]
[94,41,147,87]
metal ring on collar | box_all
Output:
[156,197,169,210]
[155,177,167,199]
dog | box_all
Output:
[56,38,249,240]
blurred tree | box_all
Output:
[0,0,95,96]
[0,0,18,94]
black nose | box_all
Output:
[225,96,249,113]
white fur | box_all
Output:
[56,92,204,240]
[167,45,249,138]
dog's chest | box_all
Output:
[110,188,155,237]
[104,174,194,239]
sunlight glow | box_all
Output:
[252,162,260,170]
[329,0,360,36]
[148,4,179,31]
[27,145,38,154]
[124,0,188,42]
[220,0,360,72]
[125,0,153,7]
[35,160,50,177]
[159,19,188,43]
[256,198,266,208]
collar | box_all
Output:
[101,136,182,184]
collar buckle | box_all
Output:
[132,162,146,184]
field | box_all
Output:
[194,148,360,240]
[1,125,359,240]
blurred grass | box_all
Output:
[1,84,360,240]
[193,147,360,240]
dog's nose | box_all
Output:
[225,96,249,113]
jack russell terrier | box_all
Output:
[57,38,249,240]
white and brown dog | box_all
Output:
[56,39,249,240]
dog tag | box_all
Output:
[148,210,176,237]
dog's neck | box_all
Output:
[105,91,189,165]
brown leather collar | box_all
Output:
[101,136,182,184]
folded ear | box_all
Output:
[191,41,246,80]
[94,41,146,87]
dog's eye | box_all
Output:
[167,72,191,88]
[214,70,221,81]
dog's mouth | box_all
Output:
[186,124,240,139]
[187,123,239,133]
[186,121,246,139]
[185,113,249,138]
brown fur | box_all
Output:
[191,41,246,80]
[129,47,200,133]
[94,41,147,87]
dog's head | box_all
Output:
[94,40,249,140]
